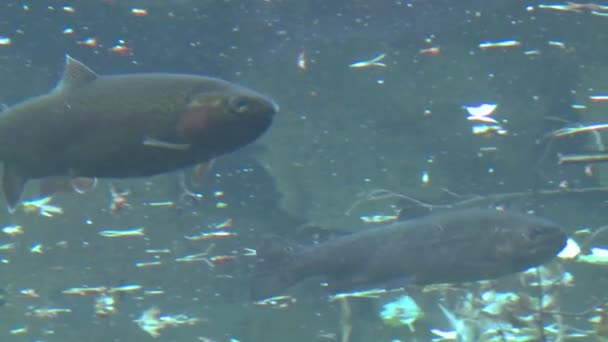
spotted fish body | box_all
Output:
[0,56,277,209]
[252,209,567,300]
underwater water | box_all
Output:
[1,0,608,341]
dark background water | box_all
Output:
[1,0,608,341]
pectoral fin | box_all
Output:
[327,274,413,294]
[142,136,190,150]
[3,163,27,212]
[39,176,97,197]
[190,160,215,184]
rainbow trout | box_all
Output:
[0,56,277,210]
[252,209,566,300]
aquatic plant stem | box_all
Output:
[535,267,547,342]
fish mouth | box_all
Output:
[256,98,278,130]
[531,224,568,257]
[550,229,568,252]
[251,96,278,122]
[269,99,280,114]
[263,98,279,120]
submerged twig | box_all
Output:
[535,268,547,342]
[338,298,352,342]
[345,189,436,215]
[346,186,608,216]
[580,225,608,253]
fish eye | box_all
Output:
[230,97,250,114]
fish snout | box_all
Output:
[270,99,280,114]
[525,220,568,256]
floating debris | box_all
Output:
[479,40,521,49]
[329,288,389,301]
[21,196,63,217]
[95,294,117,317]
[184,230,236,241]
[558,152,608,164]
[9,327,27,335]
[479,291,520,316]
[145,201,175,207]
[77,37,98,48]
[254,295,297,309]
[30,243,43,254]
[134,307,201,338]
[215,202,228,209]
[145,249,171,254]
[472,124,508,136]
[2,225,23,236]
[175,253,213,267]
[99,227,145,238]
[578,247,608,265]
[0,242,15,251]
[552,123,608,137]
[538,2,608,13]
[464,103,498,123]
[30,307,72,319]
[380,295,423,332]
[144,290,165,296]
[360,215,399,224]
[109,185,131,213]
[109,41,131,55]
[209,218,233,229]
[349,53,386,68]
[590,95,608,102]
[135,261,163,268]
[131,8,149,17]
[19,288,40,299]
[419,46,441,55]
[209,255,237,263]
[297,51,307,71]
[108,284,143,294]
[0,36,12,46]
[63,286,108,296]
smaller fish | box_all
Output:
[251,209,566,300]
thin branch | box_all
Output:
[345,186,608,216]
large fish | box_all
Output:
[252,209,567,300]
[0,56,277,210]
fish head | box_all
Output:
[177,81,278,152]
[491,214,567,271]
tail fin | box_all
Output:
[251,236,301,301]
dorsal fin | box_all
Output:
[53,55,98,93]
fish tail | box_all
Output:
[251,237,301,300]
